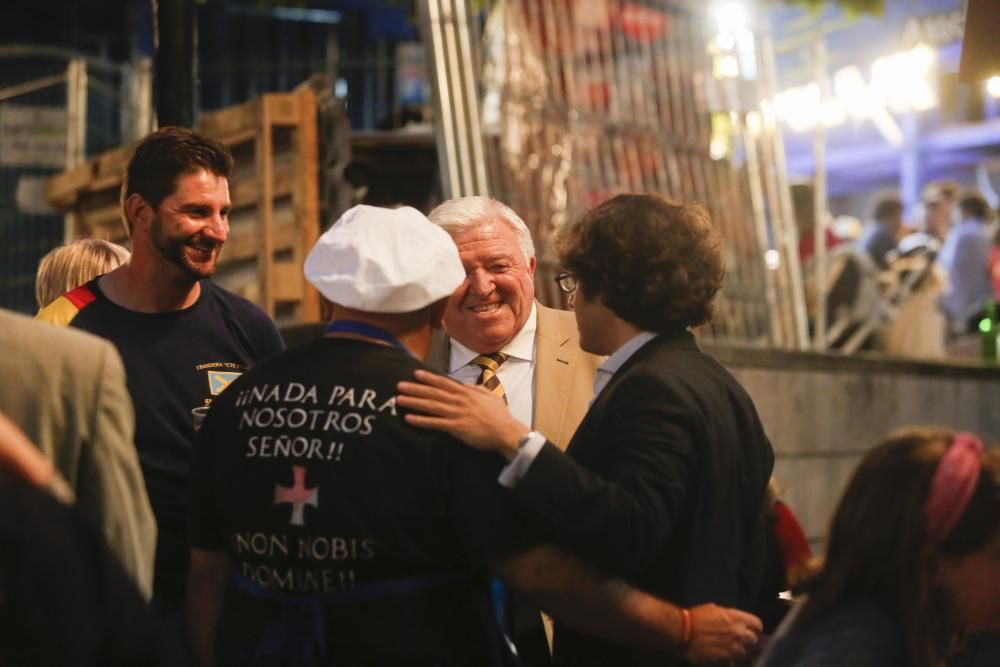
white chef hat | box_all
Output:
[304,204,466,313]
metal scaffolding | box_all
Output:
[421,0,808,349]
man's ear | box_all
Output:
[319,296,334,324]
[124,193,153,232]
[428,298,449,330]
[527,255,537,278]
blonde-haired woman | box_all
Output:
[35,239,130,310]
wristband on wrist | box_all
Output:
[679,608,693,650]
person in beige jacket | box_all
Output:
[0,307,155,598]
[425,196,601,452]
[424,196,602,665]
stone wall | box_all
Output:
[707,343,1000,551]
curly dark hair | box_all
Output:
[555,194,724,331]
[120,126,233,234]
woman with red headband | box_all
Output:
[760,427,1000,667]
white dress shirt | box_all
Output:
[448,302,537,429]
[499,330,657,487]
[590,331,657,401]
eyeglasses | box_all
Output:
[554,272,577,295]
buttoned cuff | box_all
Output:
[498,431,548,488]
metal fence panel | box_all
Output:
[422,0,808,349]
[0,48,148,314]
[0,54,71,313]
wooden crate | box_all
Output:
[44,87,321,325]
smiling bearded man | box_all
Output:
[147,170,228,281]
[37,127,285,622]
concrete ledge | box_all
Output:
[706,342,1000,550]
[704,341,1000,379]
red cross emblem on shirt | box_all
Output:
[273,465,318,526]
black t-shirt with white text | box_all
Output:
[191,337,529,665]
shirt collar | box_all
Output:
[597,331,657,376]
[449,302,538,372]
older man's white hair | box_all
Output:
[427,196,536,261]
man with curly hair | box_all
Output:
[398,193,774,666]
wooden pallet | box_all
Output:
[45,87,321,325]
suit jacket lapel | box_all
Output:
[430,304,596,450]
[563,391,604,457]
[533,304,579,449]
[607,328,697,382]
[563,329,696,456]
[425,328,450,372]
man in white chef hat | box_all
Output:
[187,205,761,667]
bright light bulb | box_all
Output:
[717,55,740,78]
[911,43,935,71]
[908,84,938,111]
[834,66,871,119]
[765,249,781,270]
[871,45,938,113]
[715,3,747,33]
[773,84,822,132]
[821,98,846,127]
[987,76,1000,98]
[710,136,729,160]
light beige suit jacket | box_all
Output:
[426,302,602,450]
[0,308,156,598]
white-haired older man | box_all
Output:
[426,196,601,451]
[426,196,602,664]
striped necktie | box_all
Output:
[474,351,515,653]
[472,352,508,405]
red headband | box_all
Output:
[925,433,984,542]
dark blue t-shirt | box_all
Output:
[57,277,285,597]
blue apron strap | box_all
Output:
[324,320,410,354]
[251,597,325,667]
[230,569,469,666]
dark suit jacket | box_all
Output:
[508,329,774,667]
[0,468,179,666]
